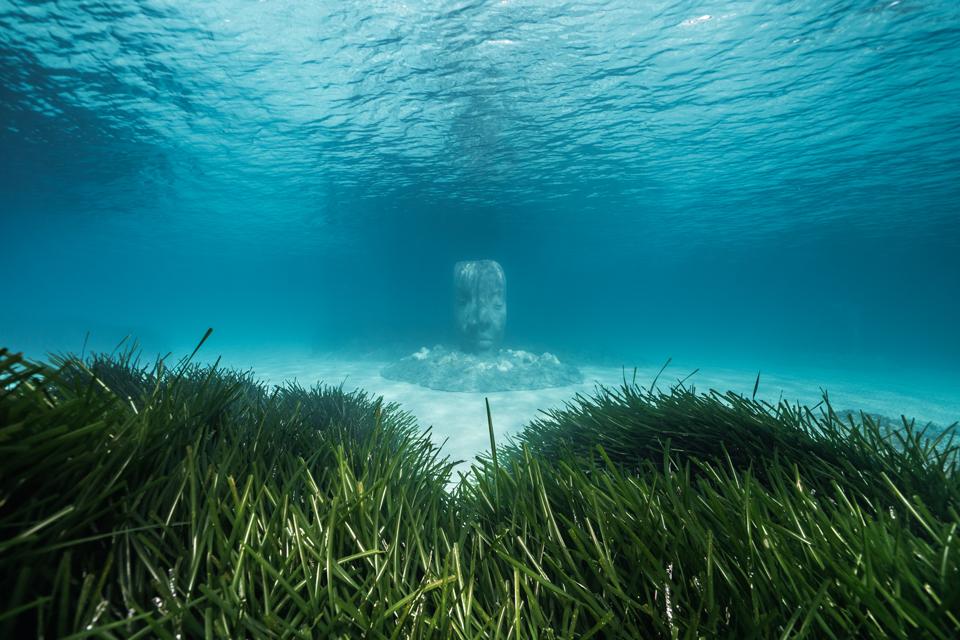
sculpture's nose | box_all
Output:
[471,306,493,332]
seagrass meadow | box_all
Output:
[1,341,958,639]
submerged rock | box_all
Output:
[834,409,946,435]
[381,345,583,392]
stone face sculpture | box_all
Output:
[380,259,582,392]
[454,260,506,354]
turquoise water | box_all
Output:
[2,1,958,419]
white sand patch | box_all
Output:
[211,351,960,473]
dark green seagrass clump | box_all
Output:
[465,374,960,638]
[2,343,958,639]
[0,343,457,639]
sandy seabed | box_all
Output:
[212,351,960,475]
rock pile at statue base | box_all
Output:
[381,345,582,392]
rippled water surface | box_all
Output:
[2,1,959,411]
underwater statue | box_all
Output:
[454,260,506,354]
[381,260,582,392]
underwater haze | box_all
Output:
[2,0,959,435]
